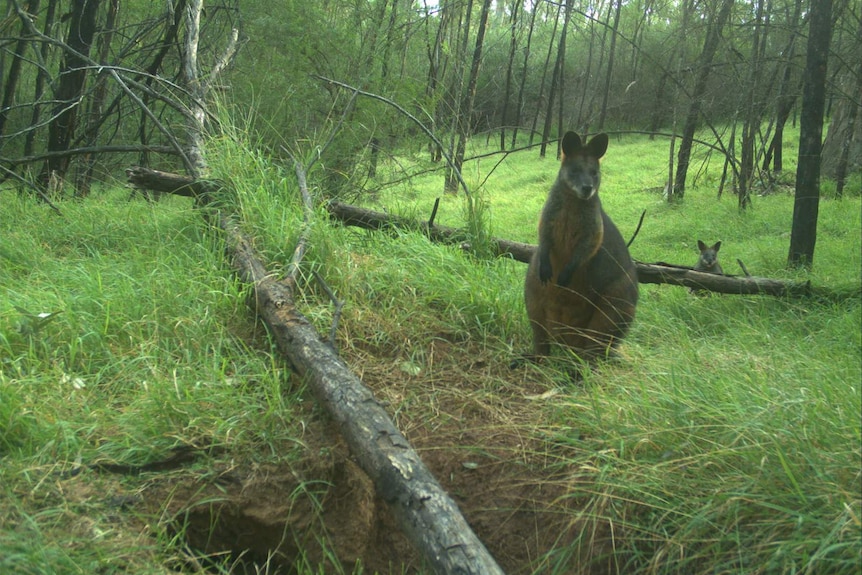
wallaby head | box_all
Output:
[696,240,722,271]
[558,132,609,201]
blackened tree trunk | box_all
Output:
[0,0,40,138]
[75,0,119,197]
[445,0,491,194]
[788,0,832,268]
[43,0,102,185]
[540,0,573,158]
[597,0,622,131]
[672,0,734,200]
[23,0,58,157]
[499,0,520,150]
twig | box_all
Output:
[428,197,440,229]
[313,270,344,351]
[288,161,315,285]
[737,258,752,277]
[626,209,646,248]
[313,76,472,199]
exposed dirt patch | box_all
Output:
[136,336,616,574]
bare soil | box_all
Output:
[87,335,616,574]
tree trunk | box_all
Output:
[43,0,102,186]
[738,0,767,210]
[597,0,622,131]
[540,0,573,158]
[75,0,119,197]
[511,1,538,148]
[789,0,833,268]
[138,0,187,168]
[0,0,40,138]
[821,7,862,195]
[23,0,58,158]
[445,0,491,193]
[529,1,560,146]
[673,0,735,200]
[499,0,520,150]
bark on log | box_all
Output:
[126,166,506,575]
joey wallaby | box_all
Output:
[694,240,723,274]
[523,131,638,363]
[690,240,723,295]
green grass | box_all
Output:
[0,191,306,573]
[1,126,859,574]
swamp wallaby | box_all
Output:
[690,240,723,295]
[523,132,639,363]
[694,240,723,274]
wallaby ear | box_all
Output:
[587,133,609,159]
[697,240,706,251]
[712,241,722,252]
[561,132,582,158]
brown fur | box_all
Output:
[523,132,638,362]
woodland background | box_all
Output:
[0,0,860,206]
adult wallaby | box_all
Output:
[690,240,723,295]
[523,131,638,363]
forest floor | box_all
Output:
[128,333,611,574]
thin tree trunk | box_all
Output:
[511,0,538,148]
[597,0,622,131]
[788,0,832,268]
[529,1,561,146]
[139,0,187,168]
[540,0,573,158]
[23,0,57,157]
[0,0,40,138]
[445,0,491,194]
[738,0,767,210]
[673,0,735,200]
[75,0,119,197]
[499,0,520,151]
[43,0,102,186]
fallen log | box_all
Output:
[126,166,506,575]
[326,201,823,297]
[125,168,843,300]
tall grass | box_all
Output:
[0,191,306,572]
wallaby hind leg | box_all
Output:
[579,294,636,360]
[530,319,552,359]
